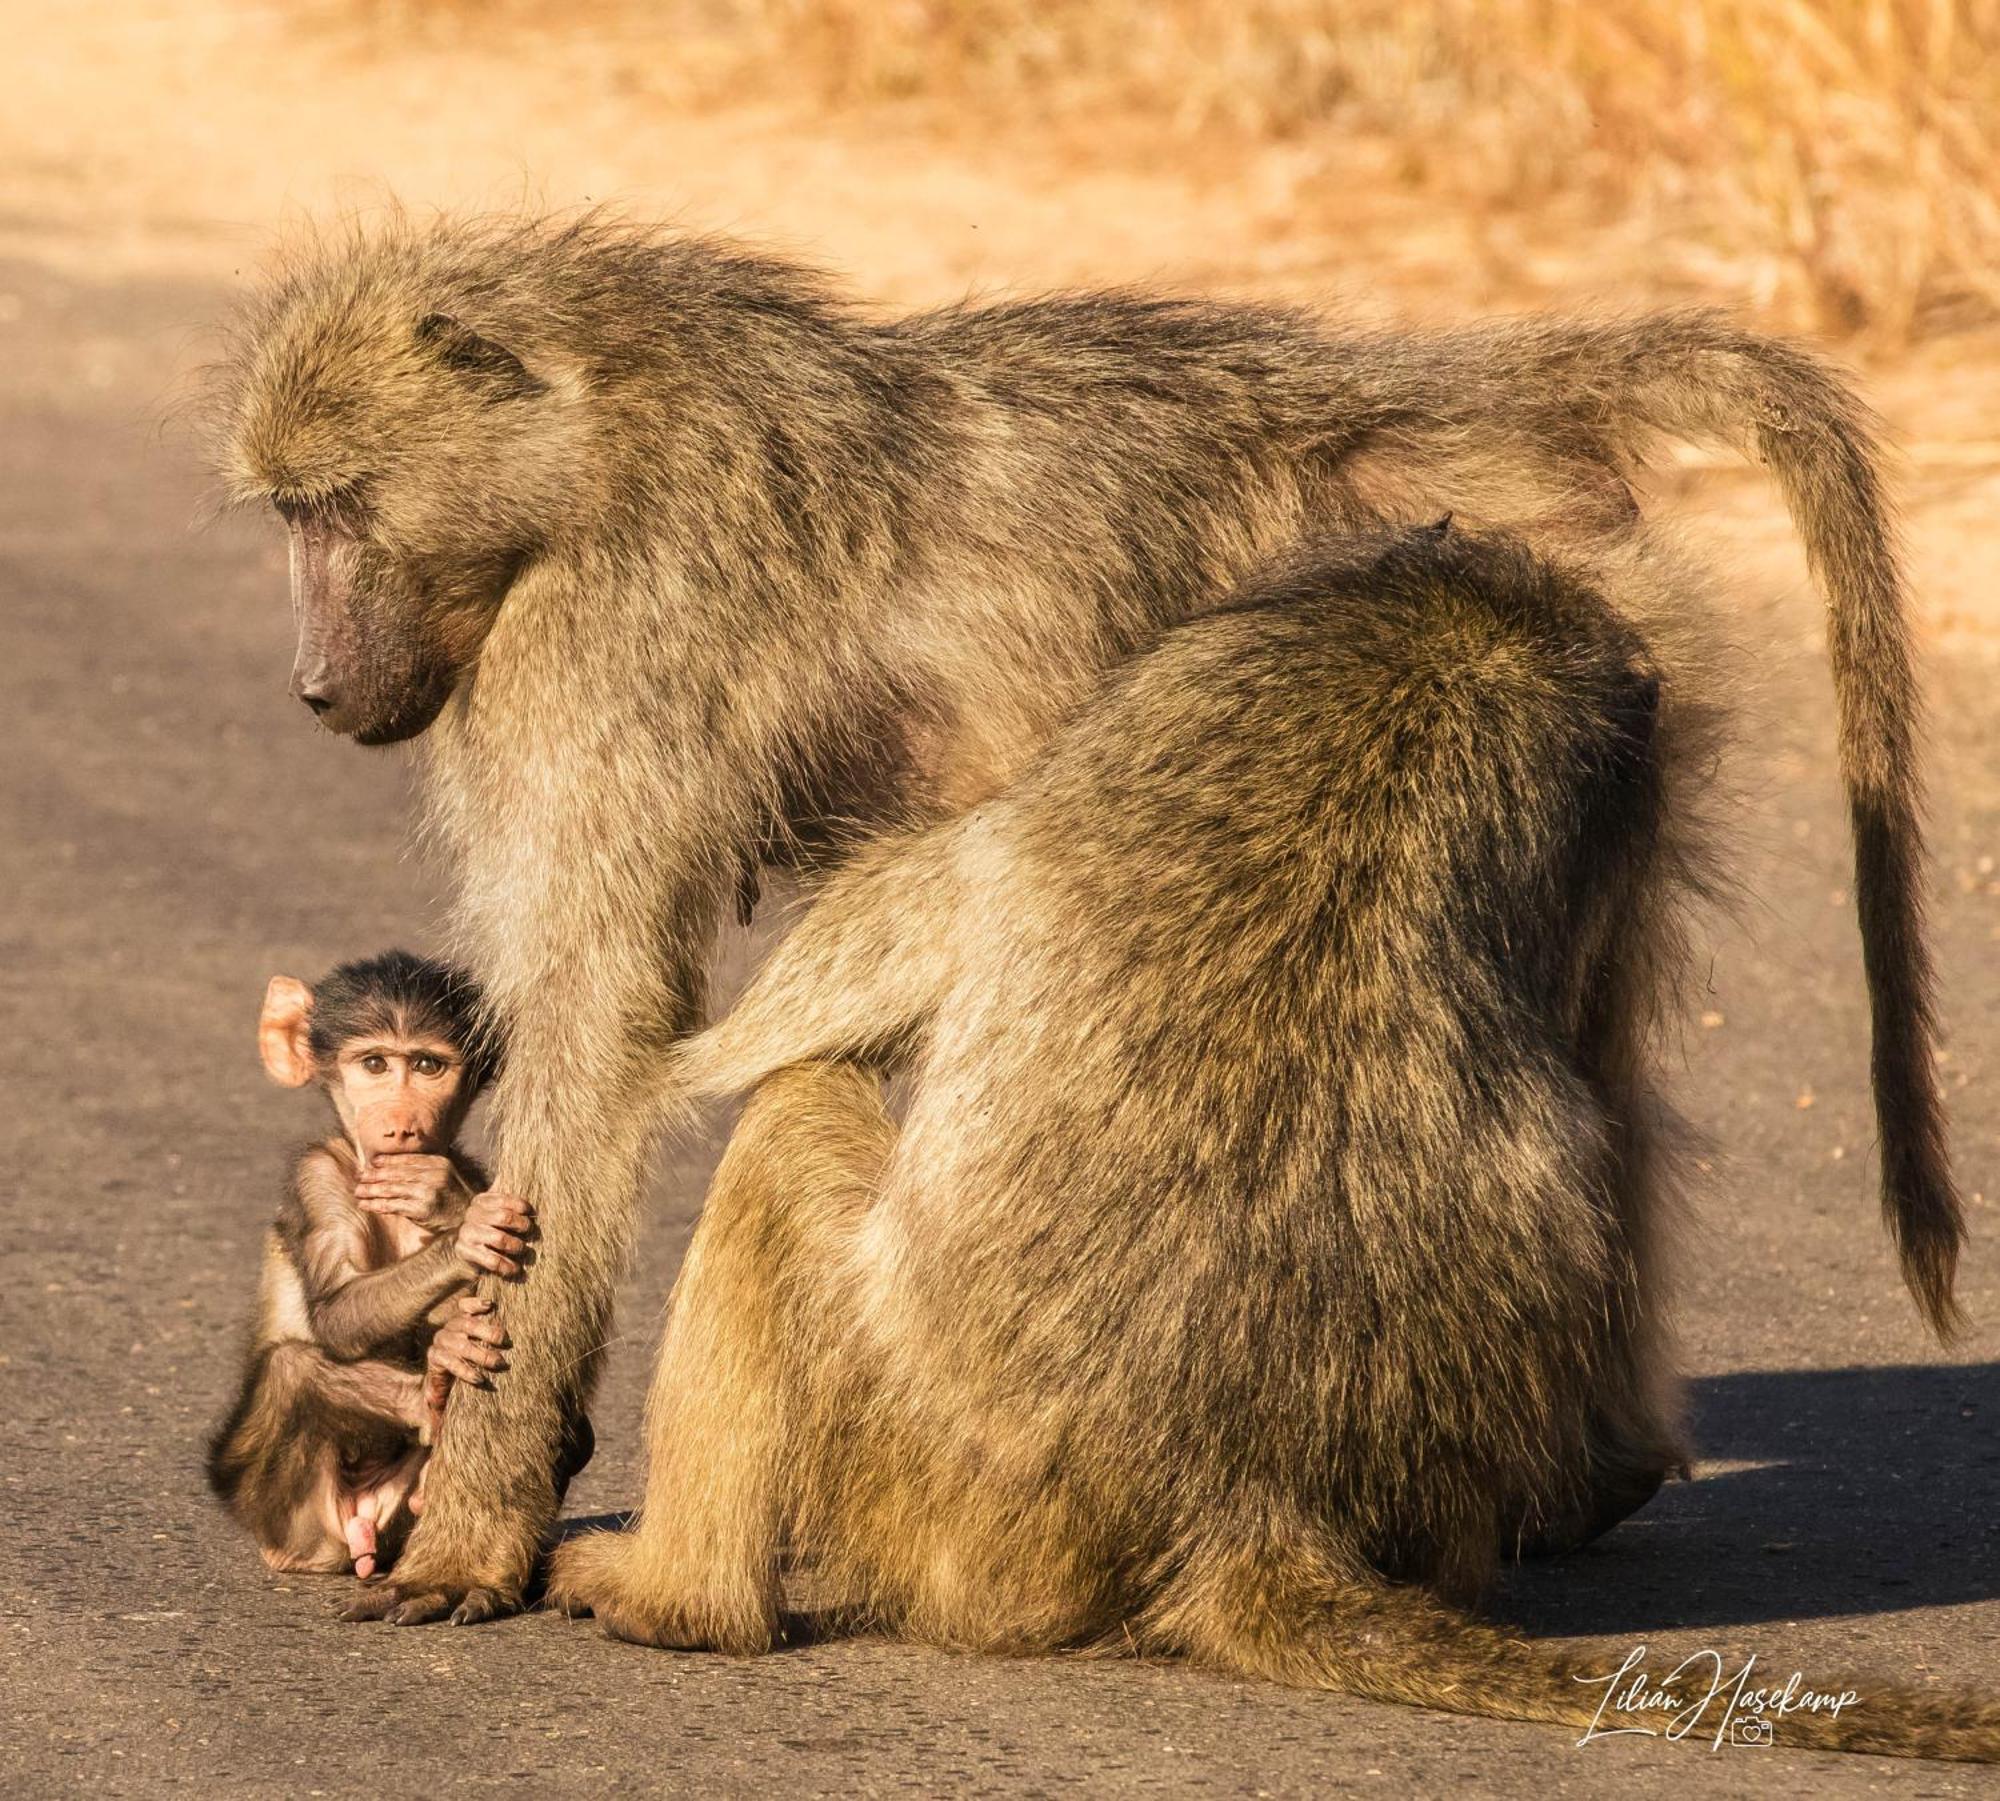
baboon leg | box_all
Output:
[285,1341,430,1431]
[221,1340,426,1469]
[210,1340,426,1572]
[1509,1294,1686,1558]
[546,1060,894,1651]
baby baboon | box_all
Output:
[207,951,531,1578]
[550,526,1997,1760]
[213,214,1957,1622]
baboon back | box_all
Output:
[773,530,1670,1603]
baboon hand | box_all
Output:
[354,1153,466,1232]
[429,1294,508,1393]
[340,1579,518,1628]
[453,1190,535,1278]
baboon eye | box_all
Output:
[360,1054,388,1075]
[412,1054,445,1077]
[271,487,369,535]
[415,312,545,400]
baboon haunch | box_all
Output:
[548,527,1996,1760]
[212,214,1958,1624]
[207,951,531,1577]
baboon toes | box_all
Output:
[545,1533,776,1654]
[340,1580,520,1626]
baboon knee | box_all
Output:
[726,1061,896,1195]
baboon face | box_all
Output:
[275,500,486,743]
[223,296,567,744]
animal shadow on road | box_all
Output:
[1498,1361,2000,1636]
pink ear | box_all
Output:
[258,976,317,1087]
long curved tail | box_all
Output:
[1377,311,1960,1336]
[1178,1574,2000,1761]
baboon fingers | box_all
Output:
[339,1582,512,1627]
[433,1352,499,1386]
[447,1586,512,1627]
[339,1584,427,1624]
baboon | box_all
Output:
[548,525,1998,1759]
[207,950,535,1577]
[212,214,1958,1625]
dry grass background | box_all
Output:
[344,0,2000,345]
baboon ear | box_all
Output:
[259,976,318,1087]
[415,313,545,399]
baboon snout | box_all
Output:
[355,1102,435,1155]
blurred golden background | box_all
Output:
[9,0,1997,643]
[356,0,2000,342]
[14,1,2000,336]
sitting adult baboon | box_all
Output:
[213,214,1959,1624]
[547,526,1995,1760]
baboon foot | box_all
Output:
[1515,1460,1676,1560]
[340,1492,542,1624]
[546,1529,777,1654]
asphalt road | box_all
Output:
[4,254,2000,1799]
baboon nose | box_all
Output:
[292,672,339,717]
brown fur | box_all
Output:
[207,953,498,1575]
[549,527,1996,1759]
[209,213,1957,1623]
[206,1141,488,1573]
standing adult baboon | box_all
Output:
[548,525,1996,1759]
[214,214,1958,1625]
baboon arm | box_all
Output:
[679,824,968,1097]
[363,861,724,1620]
[308,1239,470,1363]
[292,1152,469,1361]
[255,1339,429,1434]
[306,1351,430,1430]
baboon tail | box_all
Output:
[1184,1576,2000,1761]
[1458,312,1959,1337]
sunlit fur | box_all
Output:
[551,529,1996,1761]
[210,213,1957,1621]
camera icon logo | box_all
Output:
[1731,1717,1774,1747]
